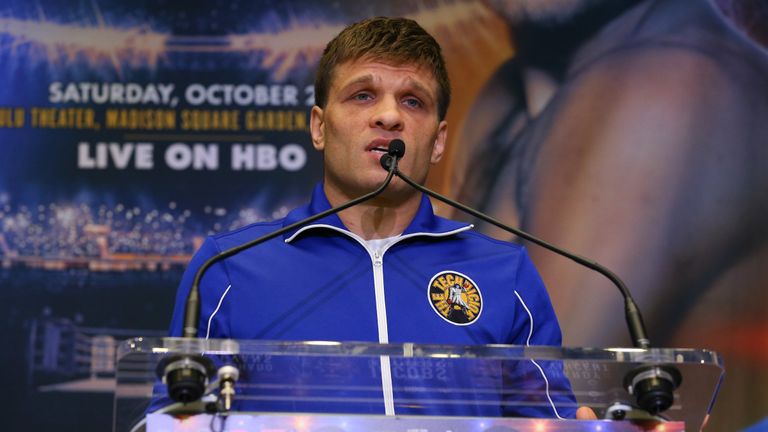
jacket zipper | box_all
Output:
[285,224,473,415]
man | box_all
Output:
[164,17,581,419]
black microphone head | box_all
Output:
[380,154,394,170]
[388,139,405,159]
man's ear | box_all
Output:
[430,120,448,164]
[310,106,325,151]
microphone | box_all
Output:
[159,145,403,406]
[383,140,681,414]
[380,139,405,170]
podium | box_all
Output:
[114,338,723,432]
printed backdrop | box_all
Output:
[0,0,766,430]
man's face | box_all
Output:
[310,57,447,201]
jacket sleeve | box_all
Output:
[502,246,577,419]
[508,246,562,346]
[167,236,232,338]
[146,236,232,415]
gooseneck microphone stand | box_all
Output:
[158,146,403,408]
[380,139,680,416]
[182,152,400,339]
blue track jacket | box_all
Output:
[161,184,576,418]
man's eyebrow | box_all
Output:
[339,74,375,90]
[404,78,434,100]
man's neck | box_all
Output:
[324,184,422,240]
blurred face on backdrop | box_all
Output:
[310,56,447,203]
[485,0,600,23]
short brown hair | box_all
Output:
[314,17,451,120]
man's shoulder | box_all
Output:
[434,215,527,253]
[207,218,288,251]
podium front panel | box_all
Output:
[114,338,723,432]
[146,412,685,431]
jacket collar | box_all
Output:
[282,183,471,242]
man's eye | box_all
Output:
[353,93,372,101]
[403,98,422,108]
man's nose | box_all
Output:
[370,97,403,131]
